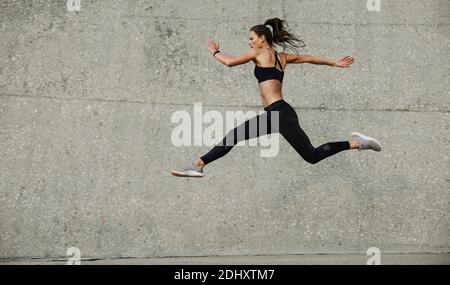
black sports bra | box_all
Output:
[254,49,284,84]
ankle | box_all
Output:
[349,139,360,149]
[193,159,204,168]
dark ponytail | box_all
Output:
[250,18,305,52]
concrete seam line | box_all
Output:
[0,93,448,114]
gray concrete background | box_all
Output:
[0,0,449,264]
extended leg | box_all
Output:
[199,111,274,166]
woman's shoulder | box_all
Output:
[253,47,274,59]
[252,48,265,64]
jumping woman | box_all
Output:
[171,18,381,177]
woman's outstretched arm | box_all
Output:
[207,39,257,67]
[284,53,354,68]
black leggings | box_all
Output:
[200,99,350,165]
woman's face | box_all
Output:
[248,31,264,49]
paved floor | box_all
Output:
[1,253,449,265]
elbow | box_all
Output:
[223,58,236,67]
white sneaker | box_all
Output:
[351,132,382,151]
[171,159,204,177]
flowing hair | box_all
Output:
[250,18,305,53]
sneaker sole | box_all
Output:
[351,132,382,151]
[171,170,204,177]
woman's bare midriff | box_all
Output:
[258,80,284,108]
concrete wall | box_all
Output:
[0,0,449,260]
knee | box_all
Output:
[301,151,319,165]
[305,157,319,165]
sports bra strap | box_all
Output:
[273,50,282,71]
[263,48,283,71]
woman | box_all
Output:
[171,18,381,178]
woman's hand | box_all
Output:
[334,56,354,68]
[207,38,220,54]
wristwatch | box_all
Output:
[213,50,221,57]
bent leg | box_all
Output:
[281,120,350,164]
[200,111,274,166]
